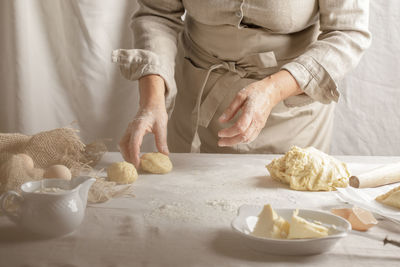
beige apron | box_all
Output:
[167,16,335,154]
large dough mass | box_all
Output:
[266,146,350,191]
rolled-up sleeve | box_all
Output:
[282,0,371,104]
[112,0,184,112]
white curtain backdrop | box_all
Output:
[0,0,147,152]
[331,1,400,156]
[0,0,399,156]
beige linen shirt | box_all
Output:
[114,0,371,108]
[112,0,371,153]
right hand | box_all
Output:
[119,75,169,168]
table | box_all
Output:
[1,153,400,267]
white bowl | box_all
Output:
[231,205,351,256]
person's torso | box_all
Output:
[183,0,319,33]
[182,0,320,64]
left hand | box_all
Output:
[217,77,280,147]
[217,70,303,147]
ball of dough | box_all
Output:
[107,161,138,184]
[16,153,34,169]
[43,164,72,180]
[140,152,172,174]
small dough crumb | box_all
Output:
[266,146,350,191]
[375,185,400,209]
[140,153,173,174]
[107,161,138,184]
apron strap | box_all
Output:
[190,63,223,153]
[188,44,279,153]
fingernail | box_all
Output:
[219,114,226,121]
[132,161,138,168]
[161,146,169,155]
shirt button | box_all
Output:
[235,11,242,17]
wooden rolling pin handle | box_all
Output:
[349,162,400,188]
[349,176,360,188]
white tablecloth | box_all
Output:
[1,153,400,267]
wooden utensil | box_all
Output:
[349,162,400,188]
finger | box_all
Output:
[218,119,259,147]
[153,123,169,155]
[129,127,146,168]
[244,120,262,143]
[119,130,131,162]
[218,89,247,123]
[218,102,254,138]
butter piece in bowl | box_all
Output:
[231,204,351,256]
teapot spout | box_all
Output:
[72,176,96,206]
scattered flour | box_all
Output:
[145,199,202,223]
[143,196,272,225]
[205,199,237,212]
[140,163,303,226]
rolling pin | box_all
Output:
[350,162,400,188]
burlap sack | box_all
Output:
[0,127,103,175]
[0,127,135,204]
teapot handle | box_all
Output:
[0,191,23,223]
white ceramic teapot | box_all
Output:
[0,176,95,237]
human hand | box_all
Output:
[217,70,302,147]
[217,78,279,147]
[119,75,169,168]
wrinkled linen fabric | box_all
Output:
[114,0,371,107]
[113,0,371,154]
[0,0,141,151]
[4,1,399,156]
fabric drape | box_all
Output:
[0,0,399,155]
[0,0,148,151]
